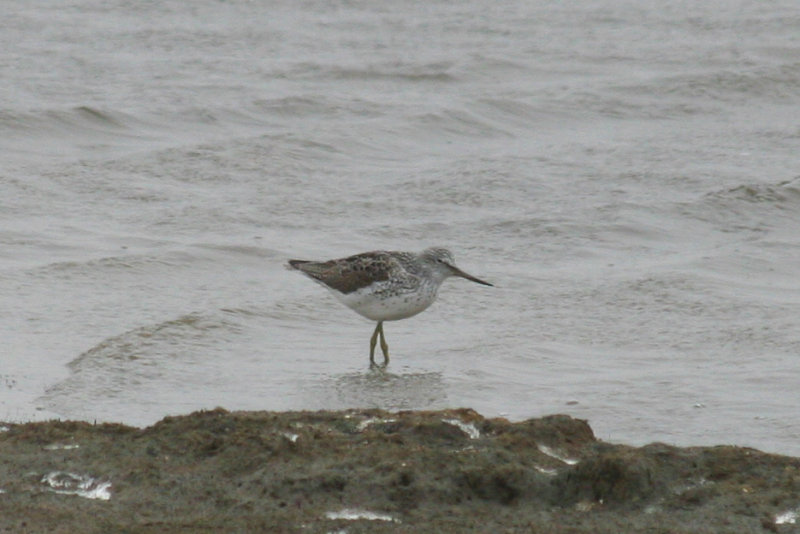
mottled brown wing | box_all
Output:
[288,252,396,294]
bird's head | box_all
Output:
[421,247,493,286]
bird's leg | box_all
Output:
[378,321,389,364]
[369,321,382,365]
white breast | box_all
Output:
[330,282,438,321]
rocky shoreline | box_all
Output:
[1,408,798,533]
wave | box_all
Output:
[542,60,800,121]
[603,61,800,119]
[653,63,800,104]
[283,61,458,83]
[40,312,242,403]
[407,107,515,140]
[693,177,800,231]
[0,106,167,162]
[25,250,198,280]
[706,177,800,207]
[0,103,276,160]
[71,312,240,367]
[0,106,149,138]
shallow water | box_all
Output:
[2,0,799,455]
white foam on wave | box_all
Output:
[775,509,797,525]
[325,508,399,522]
[43,443,80,450]
[442,418,480,439]
[356,417,396,431]
[534,465,559,476]
[538,444,579,465]
[281,432,299,443]
[41,471,111,501]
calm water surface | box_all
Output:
[2,0,799,455]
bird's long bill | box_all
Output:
[451,266,493,287]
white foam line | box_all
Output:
[325,508,399,522]
[534,465,559,476]
[442,418,480,439]
[538,444,579,465]
[775,509,798,525]
[78,481,112,501]
[41,471,111,501]
[281,432,299,443]
[44,443,80,450]
[356,418,396,432]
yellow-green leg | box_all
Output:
[369,321,389,366]
[369,321,382,365]
[378,322,389,364]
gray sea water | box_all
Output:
[2,0,799,456]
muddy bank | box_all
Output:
[1,408,798,533]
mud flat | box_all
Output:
[1,408,799,533]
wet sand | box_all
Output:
[1,408,798,533]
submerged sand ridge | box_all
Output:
[0,408,798,533]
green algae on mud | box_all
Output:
[0,408,799,533]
